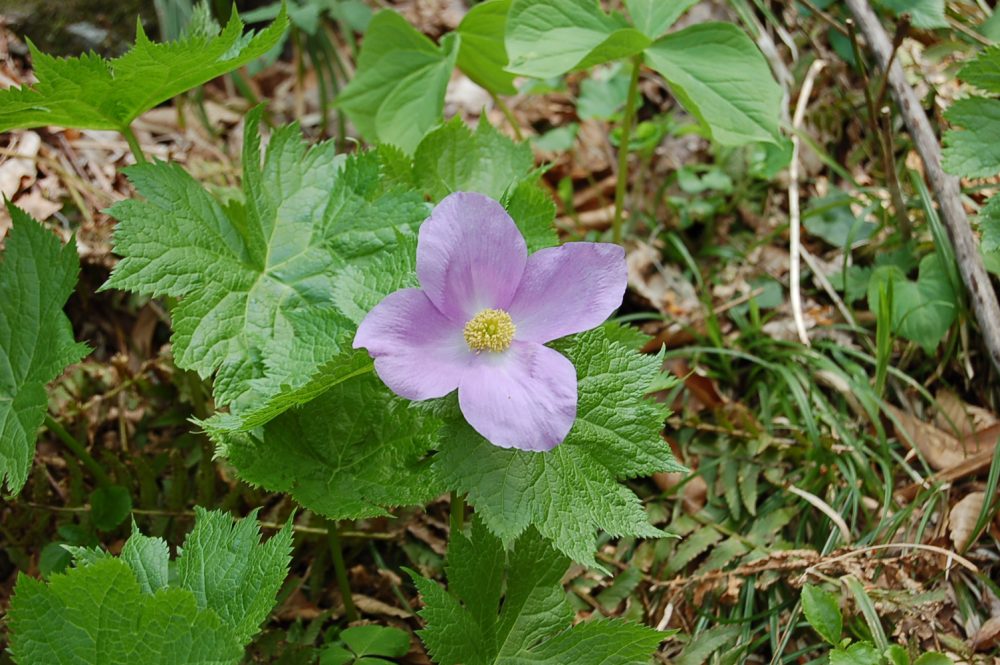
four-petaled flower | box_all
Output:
[353,192,626,451]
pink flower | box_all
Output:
[353,192,626,451]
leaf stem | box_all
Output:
[328,521,358,622]
[122,125,148,164]
[449,492,466,534]
[490,92,524,142]
[612,54,643,245]
[44,414,111,487]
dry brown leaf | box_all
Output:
[353,594,411,619]
[934,389,999,439]
[887,404,970,470]
[949,491,986,551]
[626,240,701,319]
[971,615,1000,651]
[14,189,62,221]
[0,130,41,199]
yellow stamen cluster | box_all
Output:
[463,308,516,352]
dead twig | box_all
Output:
[845,0,1000,374]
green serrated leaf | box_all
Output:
[913,653,953,665]
[410,521,664,665]
[104,109,427,410]
[943,96,1000,178]
[830,642,881,665]
[624,0,698,38]
[644,22,782,145]
[505,0,650,79]
[435,327,683,567]
[665,525,722,576]
[200,348,374,434]
[457,0,516,95]
[0,7,287,132]
[7,509,289,664]
[675,624,741,665]
[980,194,1000,254]
[120,520,169,595]
[414,117,535,201]
[0,204,89,495]
[958,44,1000,94]
[176,507,293,644]
[208,373,442,520]
[8,559,242,664]
[801,584,842,646]
[337,10,459,154]
[502,180,561,252]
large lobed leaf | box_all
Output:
[337,10,459,154]
[0,205,89,495]
[0,7,287,133]
[411,520,665,665]
[207,371,444,521]
[434,326,684,568]
[198,116,559,522]
[8,508,292,664]
[104,108,428,411]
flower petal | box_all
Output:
[458,341,577,451]
[353,288,470,400]
[507,242,626,343]
[417,192,527,321]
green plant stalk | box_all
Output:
[44,414,112,487]
[490,92,524,141]
[450,492,466,534]
[612,54,643,245]
[121,124,147,164]
[328,522,359,622]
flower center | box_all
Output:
[463,309,516,352]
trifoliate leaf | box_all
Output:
[943,96,1000,178]
[0,205,89,495]
[410,520,665,665]
[8,509,290,665]
[644,23,782,145]
[337,10,459,154]
[207,373,442,521]
[104,108,428,410]
[457,0,517,95]
[505,0,650,79]
[434,326,684,567]
[0,7,287,133]
[881,0,947,29]
[624,0,698,39]
[176,507,293,644]
[414,117,534,201]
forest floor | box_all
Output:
[0,1,999,663]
